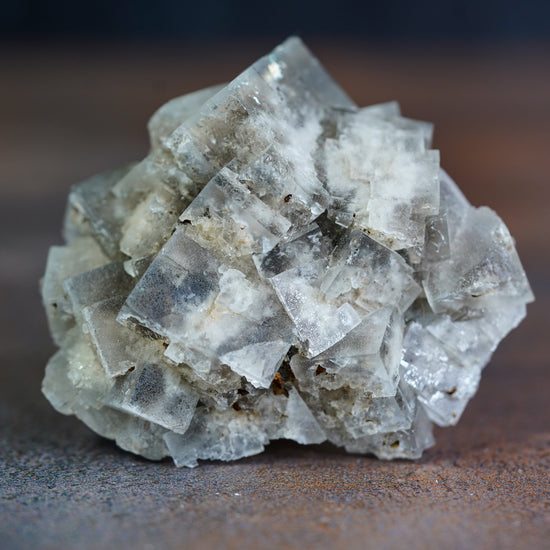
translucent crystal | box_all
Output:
[41,37,533,467]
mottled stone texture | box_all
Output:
[41,37,533,467]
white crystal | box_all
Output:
[41,37,533,467]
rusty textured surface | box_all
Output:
[0,41,548,549]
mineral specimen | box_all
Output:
[41,37,534,467]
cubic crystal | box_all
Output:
[41,37,534,467]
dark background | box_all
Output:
[1,2,549,549]
[2,0,550,41]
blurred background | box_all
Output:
[1,2,549,549]
[2,0,550,41]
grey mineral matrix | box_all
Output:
[41,37,534,467]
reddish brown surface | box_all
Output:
[0,40,548,549]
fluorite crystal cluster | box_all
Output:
[42,38,533,467]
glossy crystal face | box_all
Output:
[41,37,533,467]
